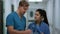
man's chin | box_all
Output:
[34,20,36,21]
[23,13,25,15]
[22,14,24,15]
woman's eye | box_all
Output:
[36,14,39,16]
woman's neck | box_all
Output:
[36,20,41,24]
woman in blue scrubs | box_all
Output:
[28,9,50,34]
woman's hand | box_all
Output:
[41,32,44,34]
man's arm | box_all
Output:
[7,26,32,34]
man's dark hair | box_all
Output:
[19,0,29,7]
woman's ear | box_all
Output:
[41,16,44,21]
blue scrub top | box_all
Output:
[28,22,50,34]
[6,12,26,34]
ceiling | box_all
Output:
[43,0,49,2]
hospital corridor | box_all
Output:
[0,0,60,34]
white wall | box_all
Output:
[3,0,12,34]
[54,0,60,34]
[29,2,47,9]
[46,0,54,34]
[12,0,20,11]
[46,0,60,34]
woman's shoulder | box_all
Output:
[29,22,35,25]
[42,22,49,28]
[28,22,36,27]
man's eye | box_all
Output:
[24,8,27,10]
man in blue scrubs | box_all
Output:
[6,0,32,34]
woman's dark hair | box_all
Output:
[36,9,49,26]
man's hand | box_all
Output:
[25,29,32,34]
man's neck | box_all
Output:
[17,10,23,18]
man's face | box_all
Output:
[19,6,29,15]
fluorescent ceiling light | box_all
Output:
[28,0,43,2]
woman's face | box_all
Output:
[35,11,42,21]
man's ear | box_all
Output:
[18,6,20,8]
[18,5,22,8]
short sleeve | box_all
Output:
[28,24,32,29]
[44,24,50,34]
[6,14,14,27]
[28,23,35,32]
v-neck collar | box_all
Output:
[15,12,24,20]
[34,21,44,27]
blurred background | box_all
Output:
[0,0,60,34]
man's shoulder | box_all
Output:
[7,12,16,18]
[8,12,16,16]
